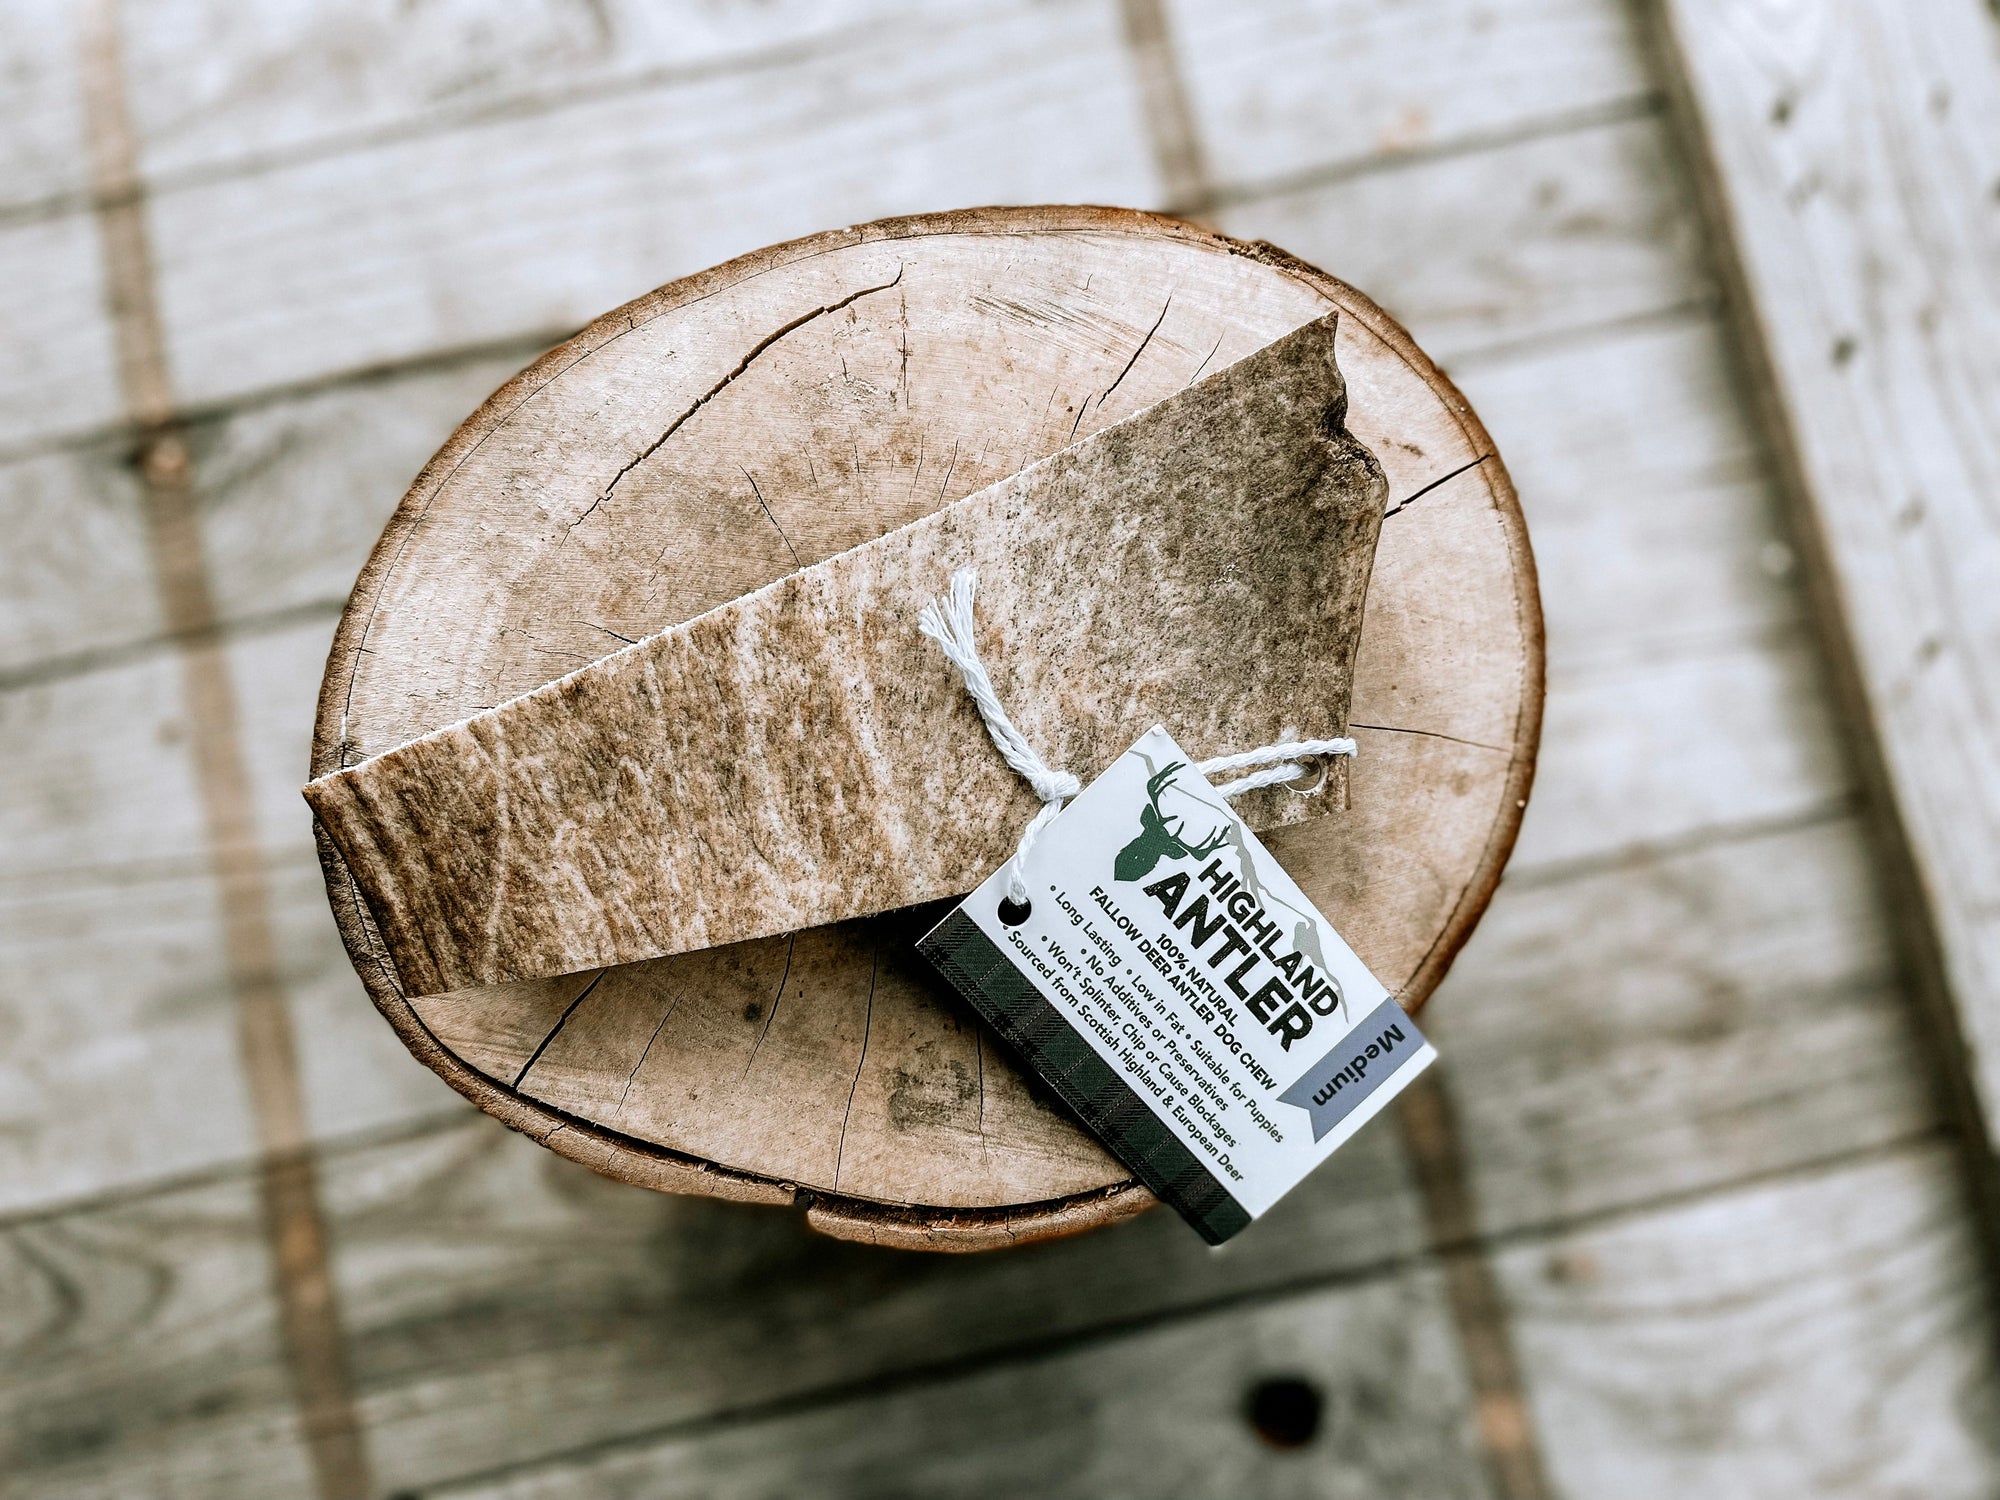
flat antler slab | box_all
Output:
[304,313,1386,996]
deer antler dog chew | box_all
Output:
[304,313,1387,997]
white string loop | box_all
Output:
[920,569,1357,906]
[1198,738,1357,798]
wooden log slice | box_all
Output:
[310,206,1542,1251]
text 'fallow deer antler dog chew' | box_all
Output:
[304,313,1387,997]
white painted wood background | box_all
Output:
[2,1,1997,1496]
[1657,0,2000,1219]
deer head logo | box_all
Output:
[1114,762,1229,882]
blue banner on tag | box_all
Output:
[1276,997,1427,1141]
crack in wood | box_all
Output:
[512,970,606,1090]
[832,942,881,1191]
[898,285,911,409]
[614,990,682,1123]
[1383,454,1493,519]
[935,438,960,504]
[741,932,797,1081]
[974,1028,987,1138]
[740,464,801,567]
[1095,293,1173,410]
[567,268,905,538]
[1185,330,1227,389]
[1351,721,1511,754]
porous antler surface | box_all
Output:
[305,314,1386,997]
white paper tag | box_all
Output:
[918,726,1435,1243]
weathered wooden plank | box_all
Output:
[1,798,1946,1495]
[145,3,1156,411]
[0,843,454,1216]
[1431,817,1932,1232]
[1170,0,1648,191]
[0,1108,1418,1500]
[19,0,1651,226]
[0,1169,320,1500]
[194,353,528,627]
[0,643,213,878]
[116,0,1686,420]
[0,0,1674,457]
[1500,1143,2000,1497]
[1456,316,1796,671]
[1656,0,2000,1186]
[0,865,256,1214]
[1513,629,1844,873]
[0,0,89,211]
[0,620,461,1210]
[440,1264,1491,1500]
[334,1115,1417,1489]
[79,6,383,1487]
[412,1143,2000,1499]
[0,434,161,680]
[0,211,123,453]
[0,0,1666,456]
[107,0,1643,212]
[0,349,523,688]
[1447,313,1849,875]
[115,0,925,184]
[1223,115,1706,363]
[0,610,367,906]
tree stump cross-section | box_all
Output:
[310,206,1543,1251]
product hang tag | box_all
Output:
[917,725,1435,1244]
